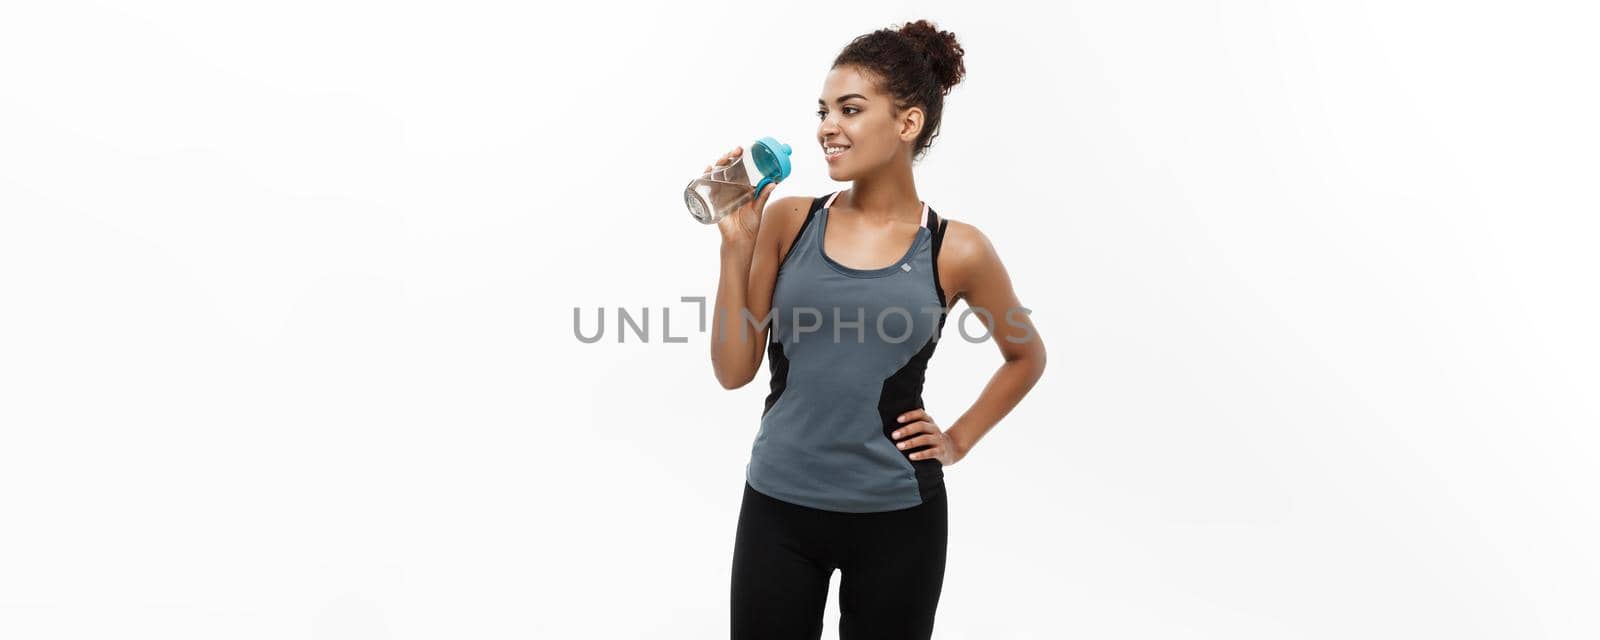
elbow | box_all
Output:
[1007,341,1047,381]
[714,365,755,390]
[719,373,754,390]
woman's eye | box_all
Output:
[816,107,859,119]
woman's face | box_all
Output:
[816,65,921,182]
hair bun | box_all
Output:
[897,19,966,93]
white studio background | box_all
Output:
[1,1,1596,638]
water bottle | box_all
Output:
[684,136,792,224]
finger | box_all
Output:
[757,182,775,206]
[896,408,929,425]
[895,434,938,451]
[909,444,944,461]
[890,420,935,440]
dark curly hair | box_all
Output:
[832,19,967,163]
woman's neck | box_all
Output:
[843,172,920,225]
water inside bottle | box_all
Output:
[684,159,755,224]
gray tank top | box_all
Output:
[744,190,951,513]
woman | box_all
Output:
[706,20,1047,640]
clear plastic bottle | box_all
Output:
[684,136,792,224]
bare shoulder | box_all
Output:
[939,217,995,260]
[936,217,1004,302]
[765,194,813,225]
[760,195,817,258]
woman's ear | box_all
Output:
[899,106,925,144]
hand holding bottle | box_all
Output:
[700,146,778,250]
[684,137,791,245]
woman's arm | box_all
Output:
[710,194,809,389]
[939,220,1048,460]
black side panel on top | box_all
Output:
[762,339,789,417]
[876,333,947,504]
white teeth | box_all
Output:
[825,146,849,155]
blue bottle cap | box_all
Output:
[750,136,792,195]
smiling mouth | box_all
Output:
[824,145,850,159]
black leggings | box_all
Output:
[730,481,948,639]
